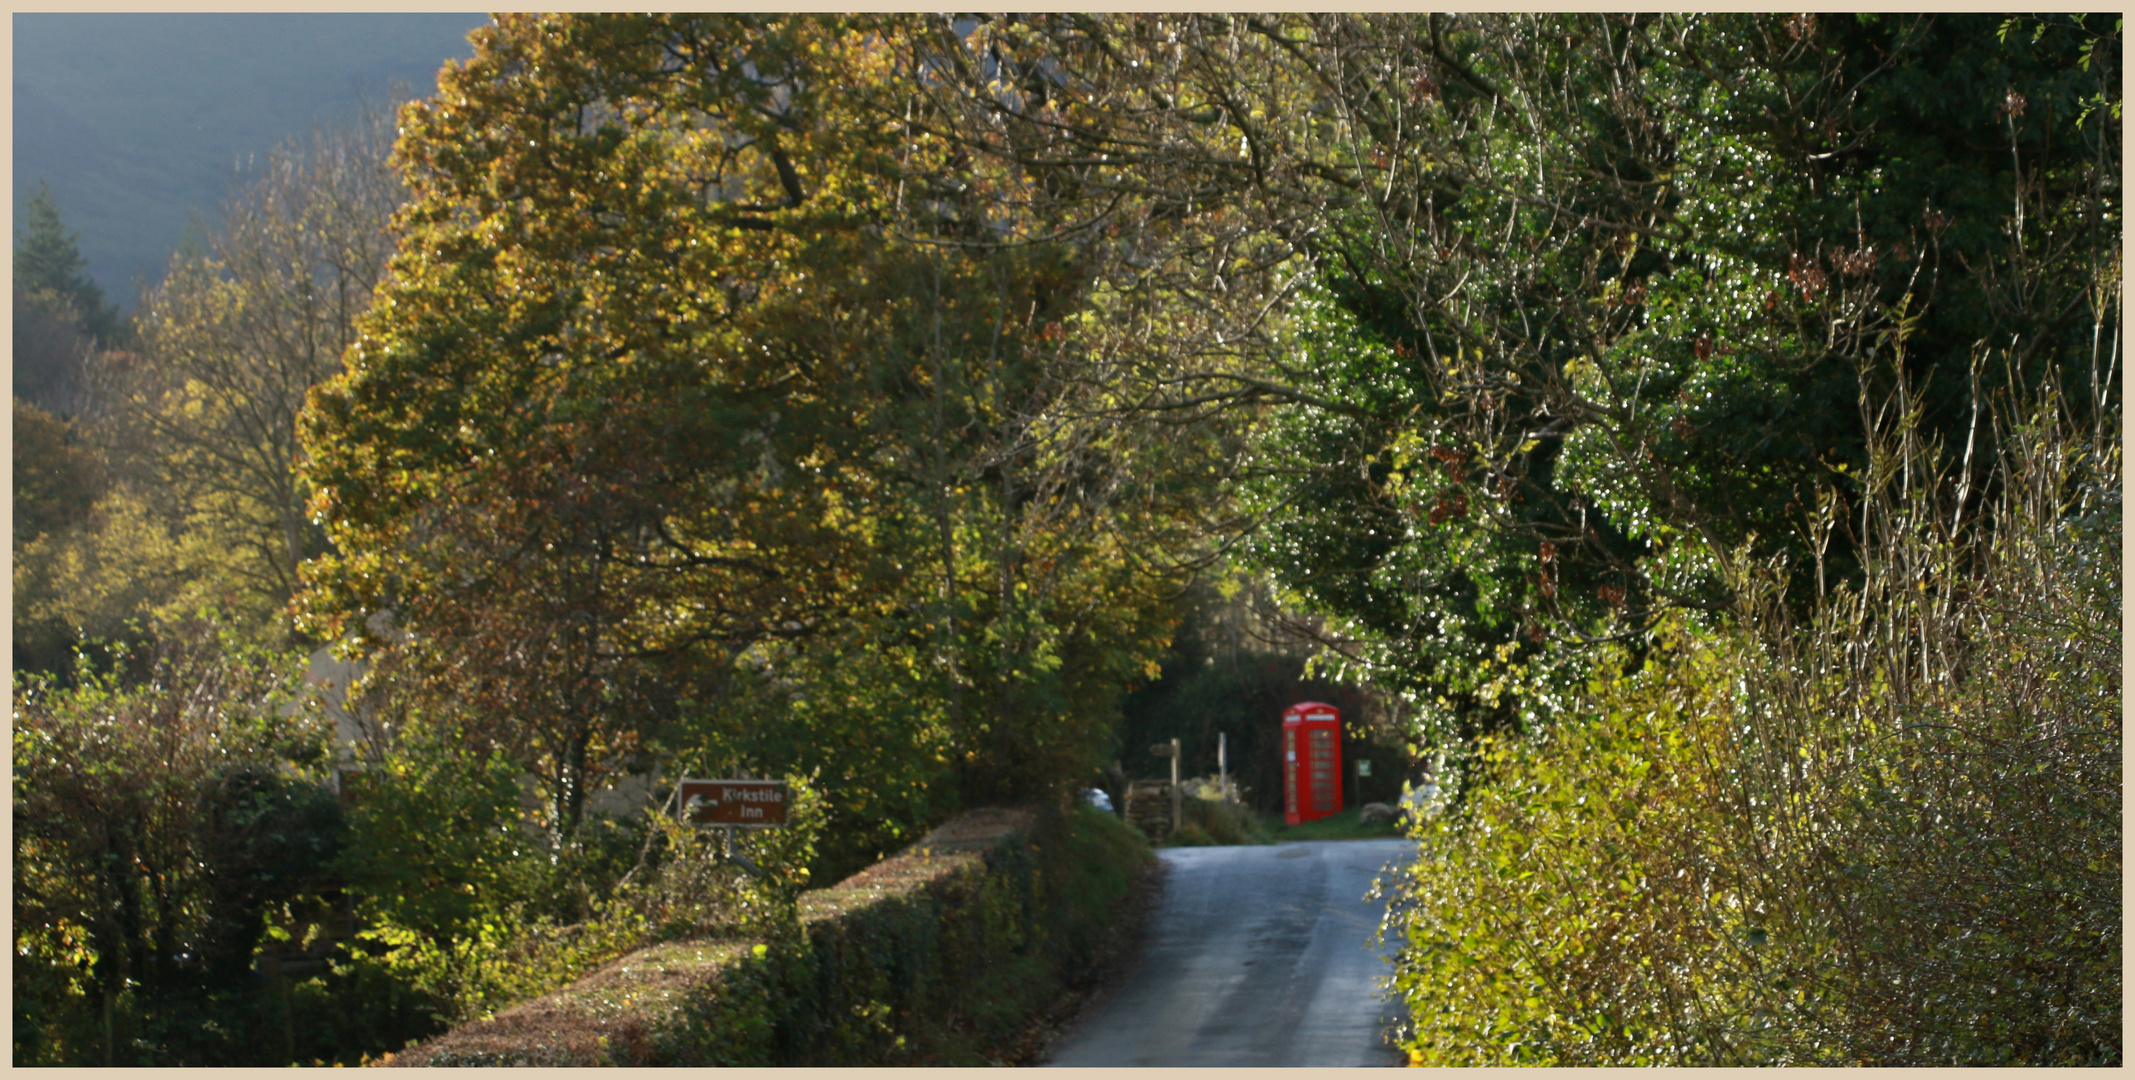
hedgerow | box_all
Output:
[387,803,1152,1066]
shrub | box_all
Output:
[325,749,828,1045]
[1170,789,1274,846]
[1383,388,2120,1065]
[12,613,343,1066]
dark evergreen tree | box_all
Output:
[15,181,123,343]
[13,181,127,411]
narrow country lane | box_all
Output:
[1045,838,1416,1068]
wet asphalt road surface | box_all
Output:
[1044,838,1416,1068]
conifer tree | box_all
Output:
[14,181,122,344]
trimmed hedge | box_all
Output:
[384,804,1149,1066]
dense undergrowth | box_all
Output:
[14,690,1148,1071]
[1382,389,2120,1065]
[1162,785,1279,847]
[13,683,844,1069]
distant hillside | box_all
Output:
[13,13,489,310]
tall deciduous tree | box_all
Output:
[12,400,110,677]
[892,13,2121,747]
[300,15,1230,842]
[15,105,405,680]
[301,16,896,835]
[114,103,403,638]
[14,187,132,673]
[12,400,102,552]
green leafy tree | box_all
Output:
[1256,13,2118,746]
[914,14,2119,748]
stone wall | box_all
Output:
[1123,779,1174,841]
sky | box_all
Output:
[13,13,493,308]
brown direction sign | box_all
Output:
[679,779,789,826]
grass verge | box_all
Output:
[1267,806,1404,842]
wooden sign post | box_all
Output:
[677,779,789,872]
[1150,739,1180,836]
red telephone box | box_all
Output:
[1282,702,1343,825]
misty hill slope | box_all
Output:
[13,13,488,308]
